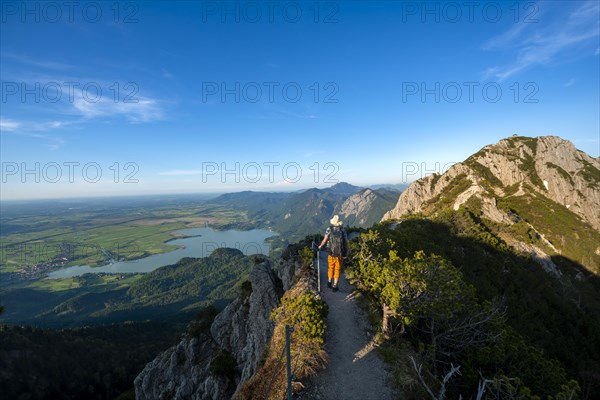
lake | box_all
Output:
[47,227,276,278]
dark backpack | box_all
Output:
[328,226,347,257]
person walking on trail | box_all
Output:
[318,215,349,292]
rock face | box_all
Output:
[383,163,475,220]
[382,135,600,273]
[210,264,281,384]
[337,188,400,228]
[133,336,232,400]
[384,136,600,230]
[134,261,283,400]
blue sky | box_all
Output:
[1,0,599,200]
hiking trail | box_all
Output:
[297,251,397,399]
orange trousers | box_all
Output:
[327,255,342,282]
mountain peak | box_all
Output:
[383,134,600,273]
[328,182,362,194]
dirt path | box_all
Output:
[298,251,397,399]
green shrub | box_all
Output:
[271,291,328,344]
[298,246,314,267]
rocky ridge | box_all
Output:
[336,188,400,228]
[383,135,600,273]
[134,255,306,400]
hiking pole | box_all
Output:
[285,325,293,400]
[317,248,321,292]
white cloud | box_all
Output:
[0,118,67,149]
[2,53,74,70]
[483,1,600,80]
[563,78,576,87]
[0,118,21,132]
[1,118,70,133]
[72,97,163,123]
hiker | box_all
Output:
[318,215,349,292]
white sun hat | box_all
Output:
[330,215,343,226]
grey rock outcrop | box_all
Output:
[383,163,475,220]
[383,136,600,231]
[382,135,600,273]
[337,188,400,228]
[133,336,231,400]
[210,263,281,384]
[134,261,283,400]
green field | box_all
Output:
[0,197,277,328]
[29,273,143,292]
[1,201,249,274]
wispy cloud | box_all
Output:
[72,97,163,123]
[1,53,165,124]
[1,118,69,133]
[0,118,21,132]
[1,118,68,149]
[482,1,599,80]
[1,53,74,70]
[563,78,576,88]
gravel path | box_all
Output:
[297,251,397,399]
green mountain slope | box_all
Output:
[1,249,261,327]
[384,135,600,274]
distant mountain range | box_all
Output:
[207,182,401,240]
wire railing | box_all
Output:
[261,245,322,400]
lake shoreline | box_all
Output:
[47,227,278,279]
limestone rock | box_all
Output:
[135,260,284,400]
[211,262,280,384]
[338,188,400,228]
[383,136,600,231]
[382,135,600,273]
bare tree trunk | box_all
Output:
[409,356,461,400]
[382,303,391,336]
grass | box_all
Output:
[30,277,81,291]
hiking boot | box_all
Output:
[332,285,339,292]
[327,281,332,288]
